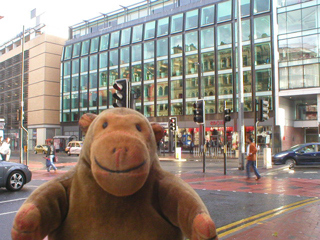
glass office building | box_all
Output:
[60,0,320,152]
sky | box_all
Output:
[0,0,137,45]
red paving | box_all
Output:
[27,163,320,240]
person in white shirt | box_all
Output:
[0,137,11,161]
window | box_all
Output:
[185,31,198,52]
[80,57,88,73]
[171,35,183,54]
[171,13,183,33]
[99,52,108,69]
[157,38,168,57]
[120,47,130,64]
[217,24,232,45]
[218,49,232,70]
[89,73,98,89]
[145,21,156,40]
[72,76,79,92]
[185,10,198,30]
[90,55,98,71]
[132,24,143,43]
[254,16,270,39]
[185,55,198,75]
[100,34,109,51]
[109,50,119,67]
[110,31,120,48]
[72,59,79,74]
[72,43,81,58]
[201,5,214,26]
[201,52,214,72]
[302,7,317,31]
[255,43,271,65]
[144,62,155,81]
[121,28,131,46]
[64,45,72,60]
[90,37,99,53]
[201,27,214,49]
[157,17,169,36]
[171,57,183,77]
[144,41,154,60]
[81,40,90,56]
[157,59,168,79]
[132,44,142,62]
[217,0,231,22]
[304,64,319,88]
[256,69,272,92]
[254,0,270,14]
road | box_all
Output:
[1,152,320,239]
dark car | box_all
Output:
[0,159,32,191]
[272,143,320,168]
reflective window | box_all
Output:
[144,41,154,60]
[72,59,79,74]
[302,7,317,31]
[132,24,143,43]
[89,73,98,89]
[100,34,109,51]
[241,0,251,17]
[72,76,79,92]
[121,28,131,46]
[157,59,168,79]
[71,93,79,109]
[242,45,251,67]
[201,27,214,49]
[110,31,120,48]
[201,5,214,26]
[144,62,155,80]
[171,57,183,77]
[72,43,81,58]
[287,37,302,61]
[132,44,142,62]
[132,64,142,82]
[157,18,169,36]
[256,69,272,92]
[145,21,156,40]
[171,79,183,116]
[171,13,183,33]
[255,43,271,65]
[185,54,198,75]
[90,55,98,71]
[304,64,320,88]
[201,52,214,72]
[80,57,88,72]
[109,50,119,67]
[185,31,198,52]
[254,16,270,39]
[109,69,118,85]
[63,95,70,109]
[157,38,168,57]
[100,71,108,87]
[120,66,130,79]
[217,24,232,45]
[242,19,251,41]
[144,83,155,117]
[279,67,288,90]
[278,13,287,35]
[297,103,318,120]
[218,49,232,70]
[289,66,303,88]
[186,77,199,100]
[171,35,183,54]
[81,40,90,56]
[120,47,130,64]
[64,45,72,60]
[90,37,99,53]
[217,0,232,22]
[80,75,88,90]
[254,0,270,14]
[89,90,97,107]
[157,81,169,116]
[99,89,108,106]
[63,78,70,93]
[186,10,198,30]
[218,73,233,112]
[303,35,318,59]
[99,52,108,69]
[80,92,88,108]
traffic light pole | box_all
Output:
[223,119,227,175]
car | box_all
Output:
[272,143,320,169]
[34,145,49,154]
[65,141,83,156]
[0,159,32,191]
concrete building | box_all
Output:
[60,0,320,153]
[0,29,66,150]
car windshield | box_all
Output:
[287,144,305,151]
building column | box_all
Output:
[317,95,320,142]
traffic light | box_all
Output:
[193,99,205,124]
[112,79,129,108]
[224,108,231,122]
[169,117,177,131]
[258,99,269,122]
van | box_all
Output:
[65,141,83,156]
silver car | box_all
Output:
[0,159,32,191]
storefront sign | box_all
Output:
[209,120,223,126]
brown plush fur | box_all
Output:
[12,108,217,240]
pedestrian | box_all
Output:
[46,141,57,172]
[246,137,261,180]
[190,140,194,154]
[0,137,11,161]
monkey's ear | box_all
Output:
[79,113,97,133]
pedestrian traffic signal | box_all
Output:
[112,79,129,108]
[169,117,177,131]
[224,108,231,122]
[258,99,269,122]
[193,99,205,124]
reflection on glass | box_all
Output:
[72,43,81,58]
[72,59,79,74]
[89,73,97,89]
[186,10,198,30]
[201,28,214,49]
[89,90,98,107]
[121,28,131,46]
[110,31,120,48]
[109,50,119,66]
[144,41,154,60]
[132,44,142,62]
[90,55,98,71]
[254,16,270,39]
[90,37,99,53]
[157,60,168,79]
[72,76,79,92]
[99,89,108,106]
[81,40,90,56]
[64,45,72,60]
[171,57,183,77]
[256,69,272,92]
[132,64,142,82]
[80,75,88,90]
[217,24,232,45]
[99,71,108,87]
[201,5,214,26]
[157,38,168,57]
[185,55,198,75]
[157,18,169,36]
[254,0,270,14]
[145,21,156,40]
[255,43,271,65]
[171,35,183,54]
[217,0,231,22]
[100,34,109,51]
[99,52,108,69]
[120,66,130,79]
[171,14,183,33]
[144,62,155,80]
[218,49,232,70]
[201,52,214,72]
[132,24,143,43]
[109,69,118,86]
[186,78,199,98]
[120,47,130,64]
[185,31,198,52]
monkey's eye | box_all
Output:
[102,122,108,129]
[136,124,142,132]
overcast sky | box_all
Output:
[0,0,136,45]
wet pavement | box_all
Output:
[9,152,320,239]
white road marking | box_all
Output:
[0,198,27,204]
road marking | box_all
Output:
[217,197,319,238]
[0,211,18,216]
[0,198,27,204]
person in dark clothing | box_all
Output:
[46,141,57,172]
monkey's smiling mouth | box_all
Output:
[94,157,146,173]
